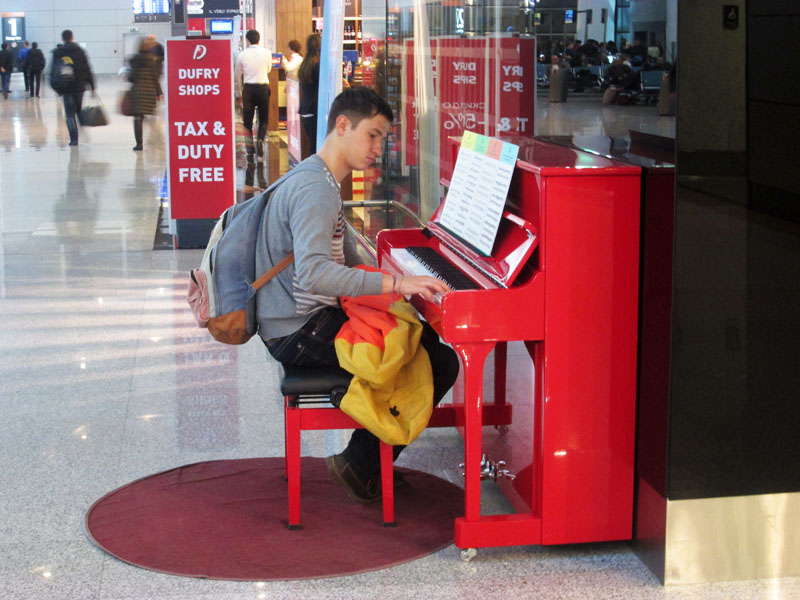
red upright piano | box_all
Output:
[377,137,642,553]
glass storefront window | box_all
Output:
[380,0,537,223]
[345,0,675,242]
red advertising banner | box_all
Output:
[438,37,488,152]
[402,36,536,179]
[494,37,535,137]
[362,37,378,60]
[166,39,235,220]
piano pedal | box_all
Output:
[459,453,517,481]
[460,547,478,562]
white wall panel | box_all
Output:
[54,0,123,9]
[53,10,122,29]
[24,26,57,45]
[82,41,125,59]
[117,9,139,24]
[0,0,56,10]
[91,57,126,74]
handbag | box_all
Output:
[79,95,109,127]
[119,90,134,117]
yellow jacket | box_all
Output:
[335,276,434,446]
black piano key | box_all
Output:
[405,246,481,290]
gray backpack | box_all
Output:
[186,163,313,344]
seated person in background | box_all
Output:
[628,39,647,66]
[256,87,460,503]
[644,56,671,71]
[569,51,587,69]
[606,56,636,90]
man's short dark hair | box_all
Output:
[326,87,394,135]
[246,29,260,45]
[62,30,73,42]
[288,39,301,53]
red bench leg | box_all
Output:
[380,441,395,527]
[285,396,302,530]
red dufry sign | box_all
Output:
[494,37,535,136]
[167,39,235,220]
[402,36,535,178]
[438,36,488,153]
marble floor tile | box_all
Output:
[0,541,105,600]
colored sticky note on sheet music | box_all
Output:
[438,133,520,256]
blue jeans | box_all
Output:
[266,306,460,477]
[0,71,10,96]
[62,92,84,144]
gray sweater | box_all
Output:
[255,155,383,340]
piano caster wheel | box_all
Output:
[460,548,478,562]
[495,424,509,435]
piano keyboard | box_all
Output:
[390,247,481,290]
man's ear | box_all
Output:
[335,114,351,136]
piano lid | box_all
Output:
[442,135,641,186]
[505,135,642,175]
[536,133,675,169]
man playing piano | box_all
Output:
[256,87,460,503]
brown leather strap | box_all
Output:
[252,253,294,291]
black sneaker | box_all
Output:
[325,453,380,503]
[325,454,406,503]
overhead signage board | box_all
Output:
[1,13,25,43]
[187,0,240,18]
[166,38,235,221]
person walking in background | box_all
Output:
[50,30,95,146]
[18,41,30,92]
[234,29,272,162]
[297,33,321,155]
[145,34,164,78]
[128,36,163,151]
[0,43,13,99]
[26,42,46,98]
[281,39,303,78]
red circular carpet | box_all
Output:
[85,457,463,580]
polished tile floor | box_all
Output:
[1,74,798,599]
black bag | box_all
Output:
[50,55,75,93]
[119,90,134,116]
[79,97,108,127]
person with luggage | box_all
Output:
[26,42,46,98]
[50,30,96,146]
[256,87,459,503]
[127,36,163,151]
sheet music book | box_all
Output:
[438,132,519,256]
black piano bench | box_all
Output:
[280,365,396,529]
